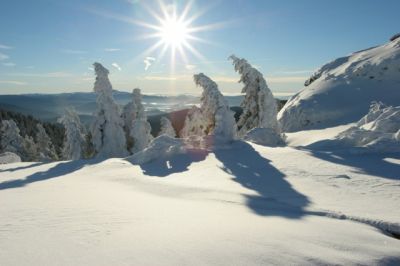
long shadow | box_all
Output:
[305,139,400,180]
[213,141,310,218]
[136,149,209,177]
[0,162,46,173]
[0,159,102,190]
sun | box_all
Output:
[136,0,219,70]
[159,16,189,48]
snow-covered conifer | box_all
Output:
[122,88,153,154]
[0,120,24,155]
[181,73,236,143]
[36,123,58,161]
[229,55,279,136]
[180,106,207,138]
[158,117,176,137]
[90,62,128,158]
[58,108,85,160]
[22,135,38,161]
[122,88,145,137]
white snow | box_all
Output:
[335,102,400,153]
[0,129,399,265]
[279,37,400,132]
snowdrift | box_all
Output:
[278,37,400,132]
[335,102,400,153]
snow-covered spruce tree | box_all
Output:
[229,55,280,136]
[122,88,145,132]
[122,88,146,151]
[22,135,38,161]
[58,108,85,160]
[36,123,58,161]
[129,92,153,153]
[158,117,176,137]
[0,120,24,155]
[181,73,237,143]
[180,106,207,138]
[90,62,128,158]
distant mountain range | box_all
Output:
[0,91,236,123]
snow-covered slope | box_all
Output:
[1,139,399,265]
[279,37,400,132]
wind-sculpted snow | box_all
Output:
[279,38,400,132]
[128,135,185,165]
[335,102,400,153]
[244,128,286,147]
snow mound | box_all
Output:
[244,128,286,147]
[336,102,400,153]
[0,152,21,164]
[128,135,185,165]
[279,37,400,132]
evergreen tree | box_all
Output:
[90,62,128,158]
[229,55,280,136]
[36,123,58,161]
[58,108,85,160]
[158,117,176,137]
[181,73,237,143]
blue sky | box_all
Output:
[0,0,399,96]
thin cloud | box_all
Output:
[144,56,156,71]
[0,80,27,85]
[0,52,9,61]
[6,72,72,78]
[2,62,16,67]
[0,44,13,49]
[112,63,122,71]
[61,49,87,54]
[185,64,196,70]
[104,48,121,52]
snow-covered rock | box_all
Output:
[229,55,280,136]
[128,135,185,164]
[335,102,400,153]
[0,152,21,164]
[279,38,400,132]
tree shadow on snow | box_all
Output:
[0,159,103,190]
[137,149,209,177]
[0,162,47,173]
[213,141,310,219]
[304,140,400,180]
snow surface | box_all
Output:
[279,38,400,132]
[1,127,399,265]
